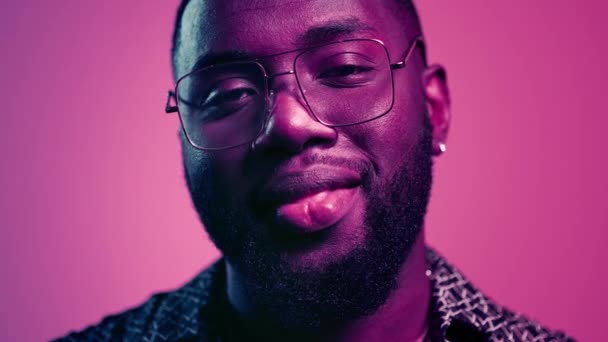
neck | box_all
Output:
[225,230,431,342]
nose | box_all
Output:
[252,78,337,154]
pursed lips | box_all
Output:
[252,166,362,211]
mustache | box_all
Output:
[265,153,373,185]
[297,154,371,175]
[248,153,373,207]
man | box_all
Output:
[56,1,574,341]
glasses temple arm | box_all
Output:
[390,35,425,70]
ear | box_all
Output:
[422,64,451,156]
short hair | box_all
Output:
[171,0,193,79]
[171,0,421,79]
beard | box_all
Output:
[183,115,433,333]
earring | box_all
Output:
[438,142,447,154]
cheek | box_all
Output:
[183,143,249,194]
[379,75,428,163]
[341,96,425,178]
[207,147,251,193]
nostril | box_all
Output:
[302,135,337,151]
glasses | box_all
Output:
[165,36,423,150]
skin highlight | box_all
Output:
[175,1,451,341]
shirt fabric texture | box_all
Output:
[54,247,575,342]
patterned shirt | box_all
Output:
[54,248,575,341]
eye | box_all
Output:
[195,78,263,122]
[204,87,258,108]
[316,64,376,87]
[199,88,260,122]
[318,65,372,78]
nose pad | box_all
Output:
[263,78,315,129]
[267,87,306,117]
[265,68,304,111]
[251,87,336,153]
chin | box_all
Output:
[273,199,369,272]
[277,235,365,273]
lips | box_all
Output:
[253,166,363,233]
[275,186,361,232]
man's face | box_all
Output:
[177,0,439,329]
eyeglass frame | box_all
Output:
[165,35,424,151]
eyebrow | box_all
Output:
[189,50,256,73]
[295,18,377,47]
[188,18,377,73]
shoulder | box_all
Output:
[426,247,576,342]
[485,309,575,342]
[52,261,223,342]
[52,293,166,342]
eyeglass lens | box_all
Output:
[176,40,393,149]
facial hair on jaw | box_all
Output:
[183,115,434,333]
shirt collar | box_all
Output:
[144,247,495,342]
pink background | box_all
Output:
[1,1,606,341]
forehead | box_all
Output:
[177,0,408,75]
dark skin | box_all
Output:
[175,1,450,341]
